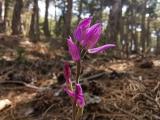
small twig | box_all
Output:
[10,108,16,120]
[114,103,141,120]
[0,81,47,92]
[143,93,160,110]
[152,114,160,119]
[80,72,106,81]
[76,61,81,83]
[41,104,55,120]
[153,82,160,93]
[92,113,95,120]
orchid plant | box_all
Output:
[64,17,115,120]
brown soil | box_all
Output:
[0,34,160,120]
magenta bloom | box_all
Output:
[88,44,116,54]
[74,17,92,46]
[84,23,102,48]
[73,17,115,54]
[67,37,80,61]
[64,62,71,84]
[65,84,85,108]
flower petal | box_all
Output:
[88,44,115,54]
[67,37,80,61]
[74,17,92,43]
[74,26,82,42]
[75,84,85,107]
[64,87,75,98]
[84,23,102,48]
[64,62,71,84]
[64,84,85,108]
[78,17,92,29]
[77,95,85,107]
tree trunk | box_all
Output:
[131,4,138,53]
[120,16,125,58]
[54,0,57,21]
[106,0,122,44]
[133,30,138,53]
[125,16,130,58]
[156,29,160,55]
[29,0,40,41]
[4,0,9,32]
[64,0,72,38]
[77,0,82,23]
[146,16,151,48]
[140,0,147,55]
[0,0,2,20]
[43,0,50,37]
[0,0,3,32]
[11,0,23,35]
[99,0,103,21]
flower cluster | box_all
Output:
[64,17,115,120]
[67,17,115,61]
[64,62,85,108]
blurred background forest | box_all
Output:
[0,0,160,57]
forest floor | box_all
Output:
[0,34,160,120]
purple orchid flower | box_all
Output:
[64,84,85,108]
[73,17,115,54]
[64,62,71,84]
[67,36,80,61]
[74,17,92,46]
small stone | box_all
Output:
[0,99,12,111]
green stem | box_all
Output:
[73,61,81,120]
[72,103,76,120]
[76,61,81,83]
